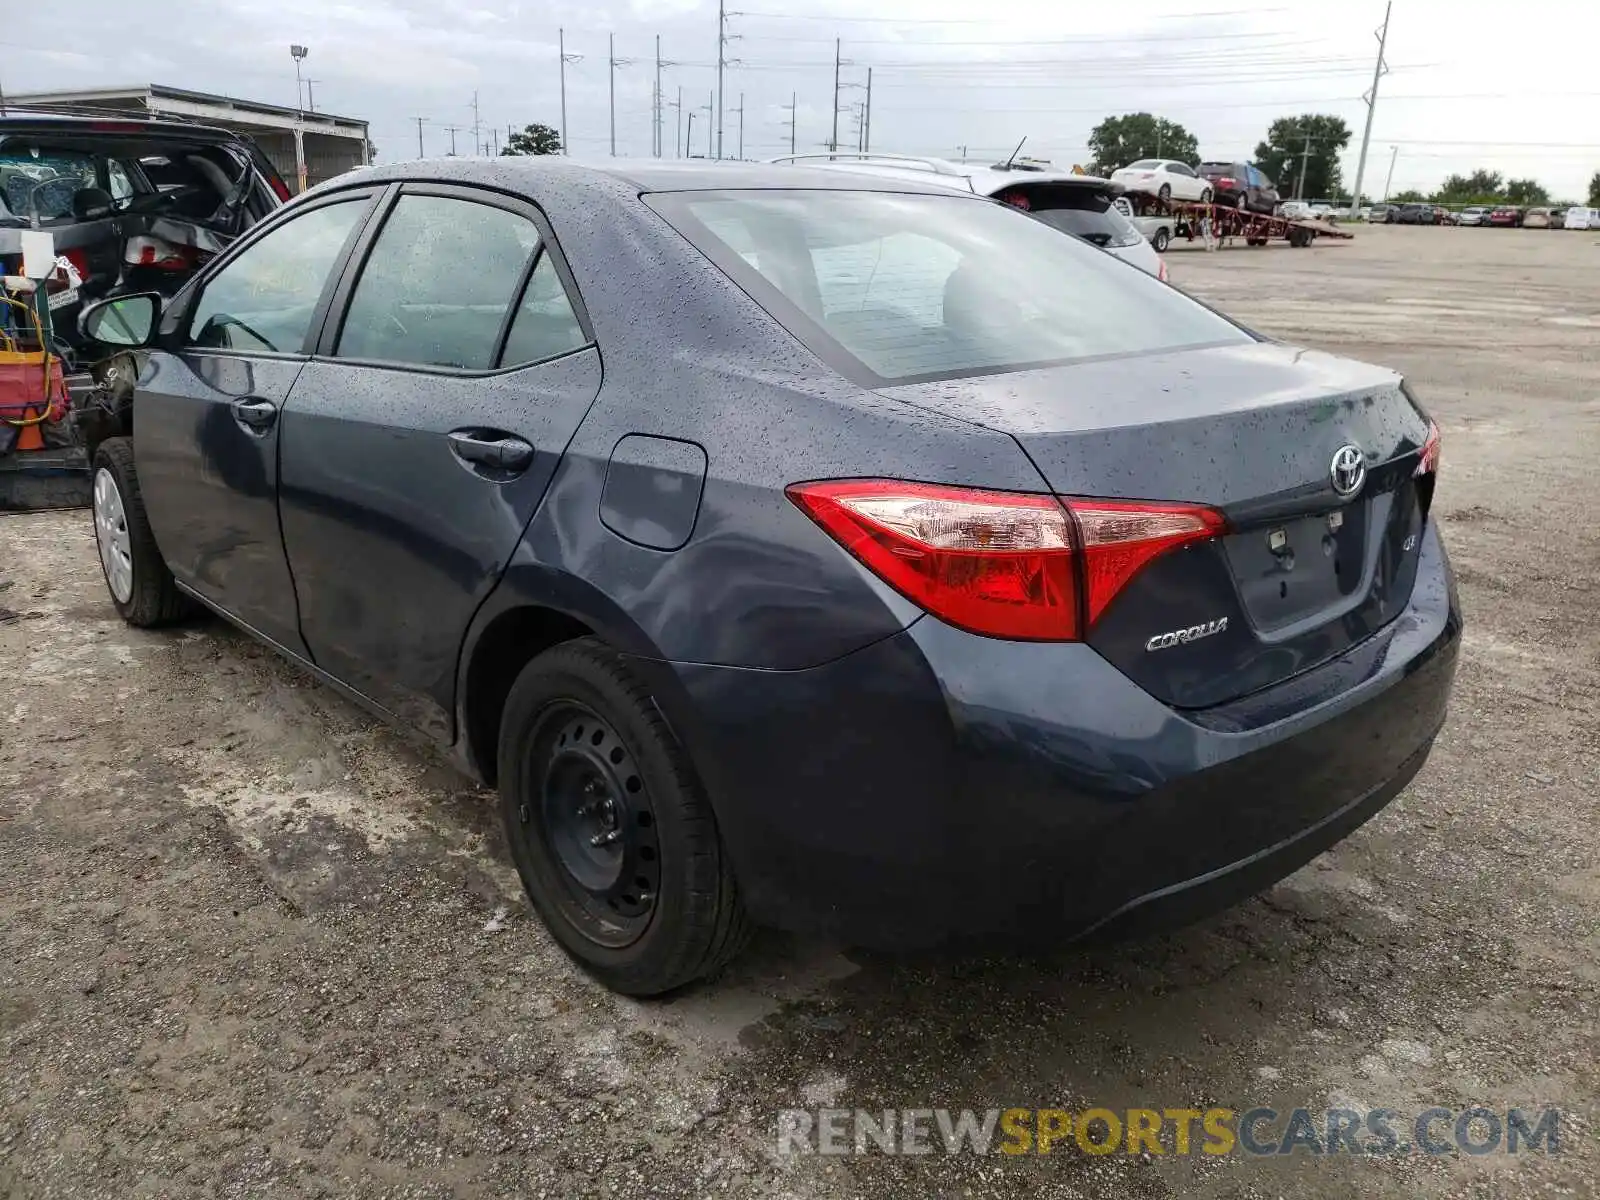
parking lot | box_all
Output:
[2,224,1597,1198]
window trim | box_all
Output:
[163,186,385,362]
[313,181,596,378]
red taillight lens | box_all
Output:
[1415,420,1441,477]
[1220,177,1236,188]
[124,235,195,270]
[786,480,1225,641]
[62,248,91,282]
[270,175,292,202]
[1071,500,1228,626]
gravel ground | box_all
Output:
[3,224,1597,1198]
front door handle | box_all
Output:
[231,397,278,430]
[447,430,535,474]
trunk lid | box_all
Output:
[879,341,1435,708]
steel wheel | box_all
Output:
[525,701,661,947]
[93,467,135,604]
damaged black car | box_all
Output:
[0,114,289,355]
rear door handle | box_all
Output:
[447,429,535,474]
[231,397,278,430]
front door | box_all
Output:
[134,192,377,653]
[277,185,600,737]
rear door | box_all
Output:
[277,184,601,737]
[134,189,380,653]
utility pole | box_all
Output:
[1296,132,1312,200]
[305,79,320,112]
[783,92,797,155]
[735,92,745,160]
[1348,0,1392,218]
[414,116,426,158]
[863,67,872,154]
[1382,145,1399,201]
[686,112,696,159]
[706,91,714,159]
[558,29,582,156]
[672,86,684,158]
[610,34,617,156]
[715,0,726,159]
[444,125,461,156]
[655,35,663,157]
[1156,120,1163,158]
[289,44,308,193]
[471,90,482,155]
[830,38,841,153]
[491,128,500,156]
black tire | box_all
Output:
[91,438,191,628]
[1199,188,1212,205]
[498,637,752,995]
[1152,227,1171,253]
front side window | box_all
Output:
[188,198,368,353]
[650,190,1247,384]
[336,194,541,370]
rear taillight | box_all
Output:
[269,175,292,202]
[1415,420,1441,477]
[786,479,1225,641]
[61,248,91,282]
[1219,177,1236,188]
[124,235,198,271]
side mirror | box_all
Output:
[79,293,162,348]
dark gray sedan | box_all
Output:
[77,159,1459,995]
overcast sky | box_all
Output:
[4,0,1597,199]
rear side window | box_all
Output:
[189,198,368,353]
[500,255,588,366]
[650,190,1247,384]
[336,195,541,370]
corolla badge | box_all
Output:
[1145,617,1229,652]
[1330,444,1366,497]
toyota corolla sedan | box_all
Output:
[77,160,1459,995]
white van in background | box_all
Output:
[1562,206,1597,230]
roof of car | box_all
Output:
[0,111,245,143]
[314,156,996,208]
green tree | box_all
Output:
[1253,114,1351,200]
[1390,189,1427,203]
[1435,169,1504,204]
[1589,169,1600,206]
[1087,114,1198,174]
[501,123,562,156]
[1503,178,1549,206]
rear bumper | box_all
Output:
[642,524,1460,948]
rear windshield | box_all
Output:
[1124,160,1159,170]
[1029,205,1139,248]
[648,189,1246,384]
[1197,163,1235,175]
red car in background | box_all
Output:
[1487,206,1523,227]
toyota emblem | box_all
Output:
[1329,444,1366,497]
